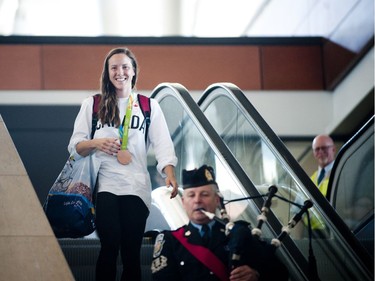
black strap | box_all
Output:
[91,94,101,139]
[138,94,151,143]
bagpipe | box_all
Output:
[200,185,320,281]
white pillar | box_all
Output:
[160,0,181,36]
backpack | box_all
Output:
[91,94,151,142]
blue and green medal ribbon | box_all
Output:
[118,94,133,150]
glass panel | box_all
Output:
[204,94,306,231]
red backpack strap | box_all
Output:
[91,94,101,139]
[137,94,151,142]
[172,228,229,281]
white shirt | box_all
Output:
[68,93,178,209]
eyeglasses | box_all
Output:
[313,145,333,153]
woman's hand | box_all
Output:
[96,138,121,155]
[163,165,178,198]
[76,138,120,157]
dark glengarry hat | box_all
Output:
[182,165,217,189]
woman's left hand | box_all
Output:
[165,177,178,198]
[163,165,178,198]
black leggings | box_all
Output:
[95,192,149,281]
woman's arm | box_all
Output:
[69,96,121,157]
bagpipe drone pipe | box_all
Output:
[200,185,320,281]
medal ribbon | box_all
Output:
[119,94,133,150]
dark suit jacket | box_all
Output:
[151,221,289,281]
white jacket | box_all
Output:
[68,93,178,209]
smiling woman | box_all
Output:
[67,46,178,281]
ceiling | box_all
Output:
[0,0,373,52]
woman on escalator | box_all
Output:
[68,47,178,281]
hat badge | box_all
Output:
[205,169,213,181]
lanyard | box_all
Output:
[118,94,133,150]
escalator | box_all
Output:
[193,82,373,281]
[59,82,372,281]
[147,83,373,280]
[147,83,309,280]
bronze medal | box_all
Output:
[117,150,132,165]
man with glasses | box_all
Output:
[311,134,336,198]
[293,135,336,238]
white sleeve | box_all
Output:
[67,96,94,154]
[148,99,178,176]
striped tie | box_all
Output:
[317,168,325,185]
